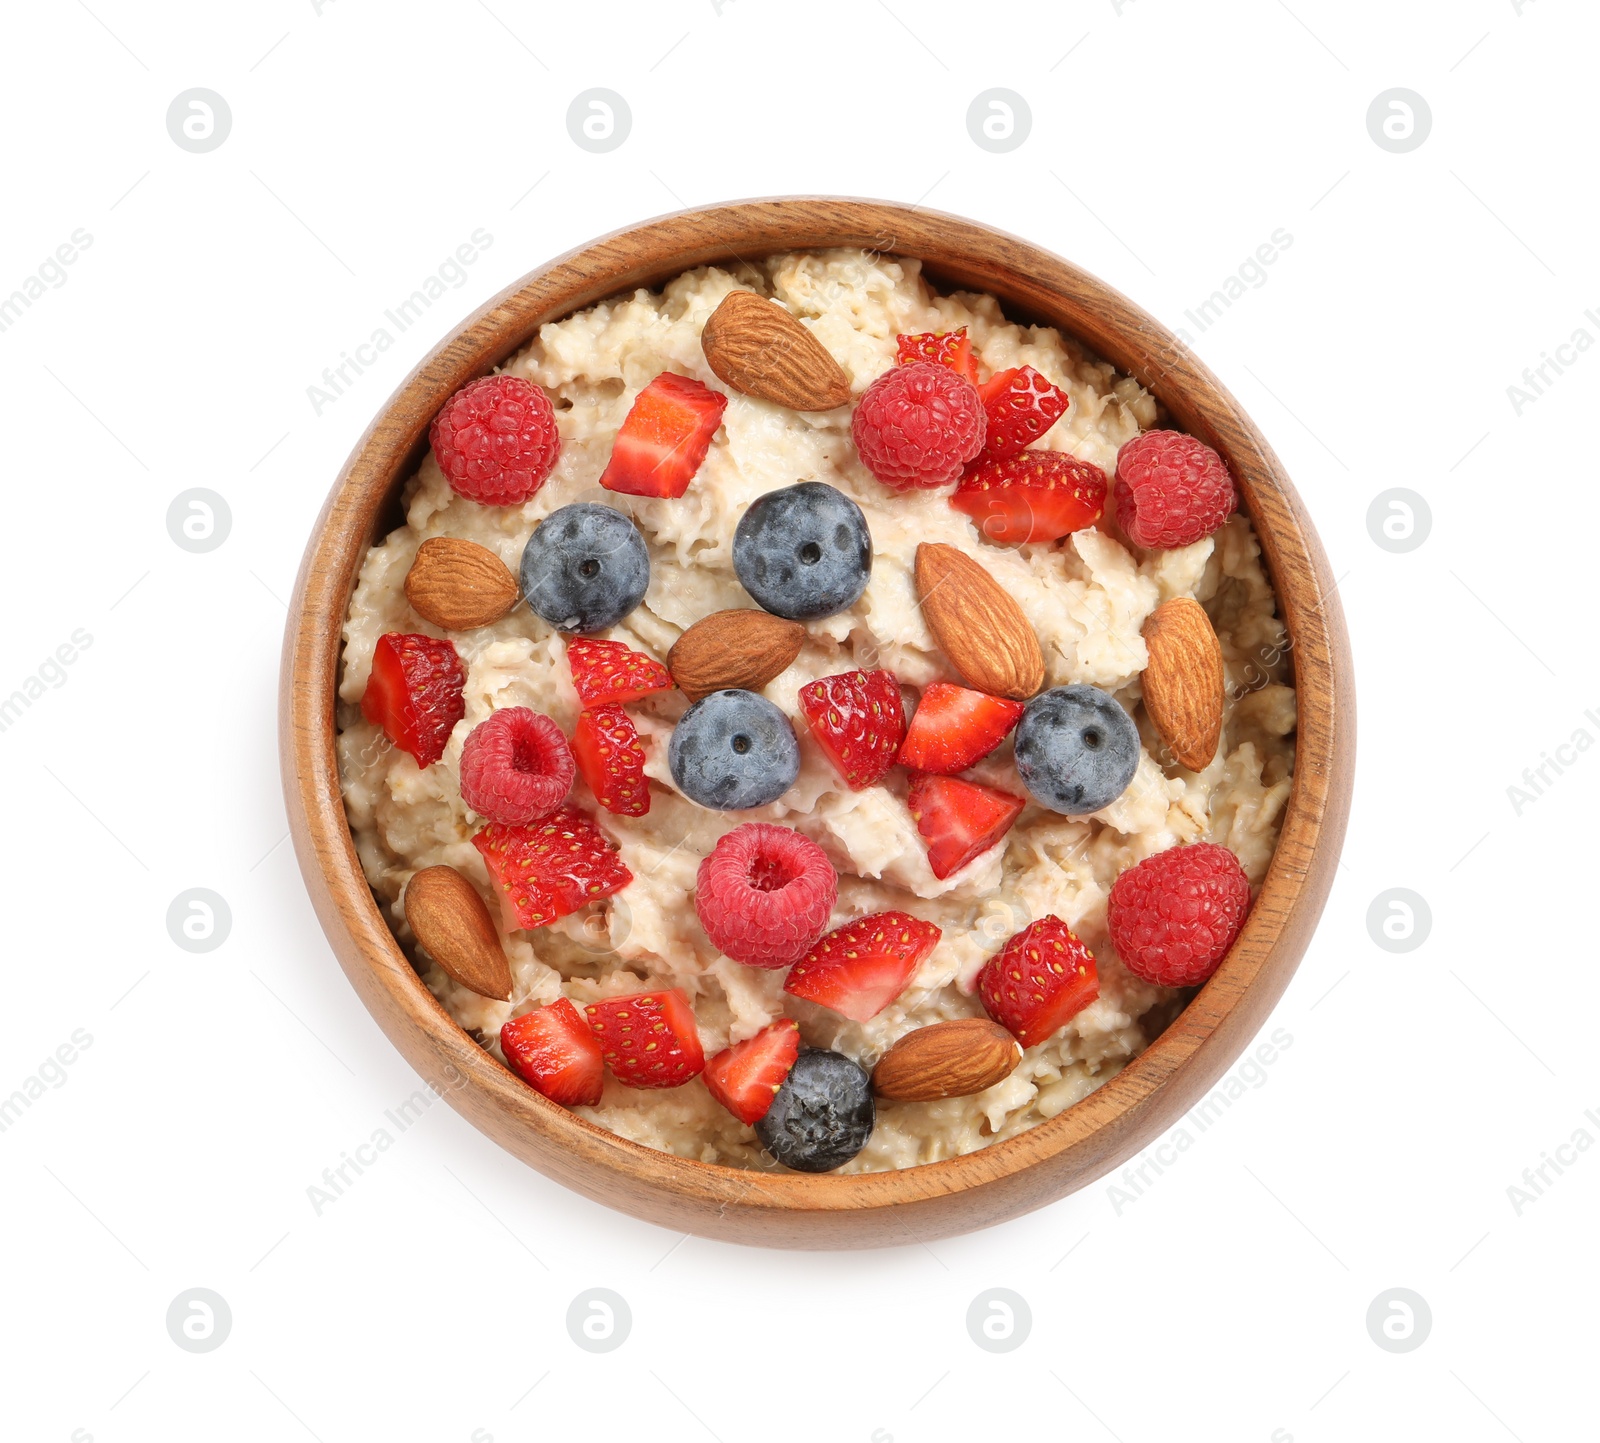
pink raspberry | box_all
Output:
[1107,842,1252,987]
[851,361,986,489]
[458,708,575,825]
[695,824,837,969]
[430,374,560,506]
[1113,430,1237,549]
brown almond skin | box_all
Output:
[701,291,852,411]
[914,543,1044,700]
[872,1018,1022,1102]
[403,865,514,1001]
[404,537,519,631]
[1141,596,1224,771]
[668,609,805,702]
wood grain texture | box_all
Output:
[279,199,1355,1249]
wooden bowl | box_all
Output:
[280,199,1354,1249]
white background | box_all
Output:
[1,1,1593,1439]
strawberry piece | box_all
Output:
[566,637,673,707]
[797,669,905,790]
[500,998,604,1106]
[971,365,1070,466]
[360,632,466,768]
[907,773,1025,880]
[899,683,1025,774]
[584,989,706,1089]
[978,916,1099,1048]
[572,705,651,817]
[472,804,632,931]
[783,911,942,1022]
[896,327,978,383]
[703,1018,801,1124]
[952,451,1107,545]
[599,372,728,499]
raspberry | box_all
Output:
[695,823,837,969]
[1113,430,1236,549]
[851,361,986,489]
[430,374,560,506]
[1107,842,1252,987]
[458,708,575,825]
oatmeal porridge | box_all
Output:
[336,247,1295,1174]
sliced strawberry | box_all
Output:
[899,683,1025,774]
[703,1018,801,1124]
[896,327,978,383]
[472,804,632,931]
[977,916,1099,1048]
[952,451,1108,545]
[971,365,1070,467]
[797,669,905,790]
[584,989,706,1089]
[599,372,728,499]
[572,705,650,817]
[907,773,1025,880]
[360,632,466,768]
[500,998,604,1106]
[566,637,673,707]
[783,911,942,1022]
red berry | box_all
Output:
[566,637,672,707]
[472,804,632,931]
[703,1018,801,1124]
[695,823,837,968]
[429,374,560,506]
[797,669,906,790]
[977,916,1099,1048]
[1114,430,1237,549]
[572,705,650,817]
[600,372,728,499]
[907,772,1025,880]
[783,911,942,1022]
[952,451,1107,546]
[1107,842,1251,987]
[971,366,1071,467]
[458,708,574,824]
[895,327,978,383]
[500,998,604,1106]
[584,989,706,1089]
[898,683,1024,774]
[851,362,986,489]
[361,632,466,768]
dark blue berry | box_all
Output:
[520,503,649,634]
[1014,683,1141,815]
[668,689,799,810]
[755,1048,874,1172]
[732,481,872,621]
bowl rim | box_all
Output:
[279,197,1354,1247]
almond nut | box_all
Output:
[403,865,513,1001]
[404,537,519,631]
[668,609,806,702]
[701,290,852,411]
[1141,596,1225,771]
[913,543,1045,700]
[871,1018,1022,1101]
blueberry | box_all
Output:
[1014,684,1141,815]
[520,503,649,634]
[755,1049,874,1173]
[668,689,800,810]
[733,481,872,621]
